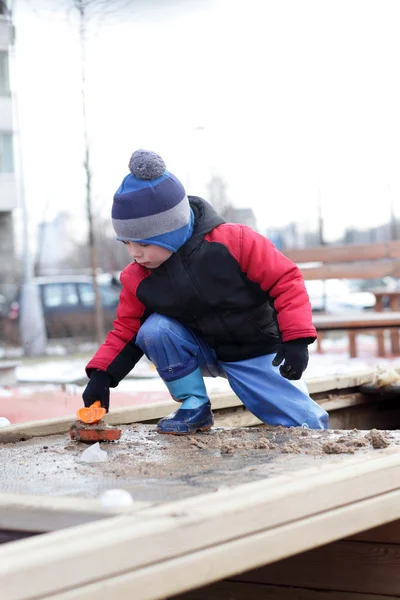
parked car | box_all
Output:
[4,275,121,344]
[305,279,376,314]
[0,292,9,342]
[0,293,7,319]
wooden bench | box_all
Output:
[312,311,400,358]
[284,241,400,358]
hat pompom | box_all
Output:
[128,149,166,180]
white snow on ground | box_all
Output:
[0,342,98,360]
[15,356,158,385]
[0,388,13,397]
[16,360,89,385]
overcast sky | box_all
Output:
[11,0,400,247]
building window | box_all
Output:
[0,51,10,95]
[0,134,14,172]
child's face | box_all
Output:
[125,241,173,269]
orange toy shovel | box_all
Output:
[77,401,106,425]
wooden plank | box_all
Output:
[284,240,400,265]
[233,539,400,596]
[175,580,400,600]
[306,370,375,394]
[0,369,376,443]
[0,530,38,545]
[0,493,152,533]
[349,330,357,358]
[24,490,400,600]
[1,450,400,600]
[299,259,400,280]
[318,393,374,412]
[213,406,261,428]
[313,311,400,331]
[350,519,400,544]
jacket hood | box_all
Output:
[183,196,225,253]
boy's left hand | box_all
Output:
[272,340,309,380]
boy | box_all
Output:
[83,149,328,434]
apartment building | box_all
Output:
[0,1,16,294]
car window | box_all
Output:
[78,282,119,308]
[42,283,79,308]
[64,283,79,305]
[78,283,95,307]
[42,284,64,308]
[100,284,120,307]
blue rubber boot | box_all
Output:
[157,368,214,435]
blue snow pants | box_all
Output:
[136,314,328,429]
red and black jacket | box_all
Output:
[87,197,316,385]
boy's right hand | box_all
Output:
[82,370,111,412]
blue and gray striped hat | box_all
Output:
[112,149,193,253]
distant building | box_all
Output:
[223,206,257,230]
[266,223,320,250]
[37,212,76,274]
[0,2,16,294]
[266,223,301,250]
[342,220,400,245]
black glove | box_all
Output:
[272,339,309,380]
[82,370,111,412]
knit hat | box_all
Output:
[112,149,193,252]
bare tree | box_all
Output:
[60,215,130,274]
[74,0,105,344]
